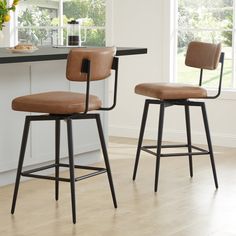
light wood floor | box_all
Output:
[1,137,236,236]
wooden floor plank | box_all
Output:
[1,137,236,236]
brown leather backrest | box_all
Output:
[66,47,116,81]
[185,41,221,70]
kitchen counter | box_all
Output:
[0,46,147,64]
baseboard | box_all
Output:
[109,125,236,148]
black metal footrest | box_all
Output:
[141,144,210,157]
[21,163,107,182]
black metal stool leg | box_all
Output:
[185,104,193,177]
[55,120,60,201]
[154,103,165,192]
[95,114,117,208]
[11,117,31,214]
[67,119,76,224]
[133,100,150,180]
[201,103,218,189]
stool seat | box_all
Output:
[12,91,102,114]
[135,82,207,100]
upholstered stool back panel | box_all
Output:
[66,47,115,82]
[185,41,221,70]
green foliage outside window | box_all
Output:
[18,7,52,45]
[177,0,233,88]
[18,0,106,46]
[178,0,233,49]
[222,14,233,47]
[63,0,105,46]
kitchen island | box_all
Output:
[0,46,147,185]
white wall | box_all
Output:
[109,0,164,135]
[109,0,236,148]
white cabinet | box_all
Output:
[0,63,31,171]
[30,61,70,164]
[0,60,105,174]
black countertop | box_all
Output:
[0,46,147,64]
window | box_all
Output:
[16,0,106,47]
[176,0,233,89]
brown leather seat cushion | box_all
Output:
[135,83,207,100]
[12,91,102,114]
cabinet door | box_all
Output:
[0,61,107,173]
[30,61,69,164]
[30,61,105,164]
[0,64,31,172]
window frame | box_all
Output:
[172,0,236,92]
[13,0,112,47]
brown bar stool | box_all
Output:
[11,47,119,224]
[132,41,224,192]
